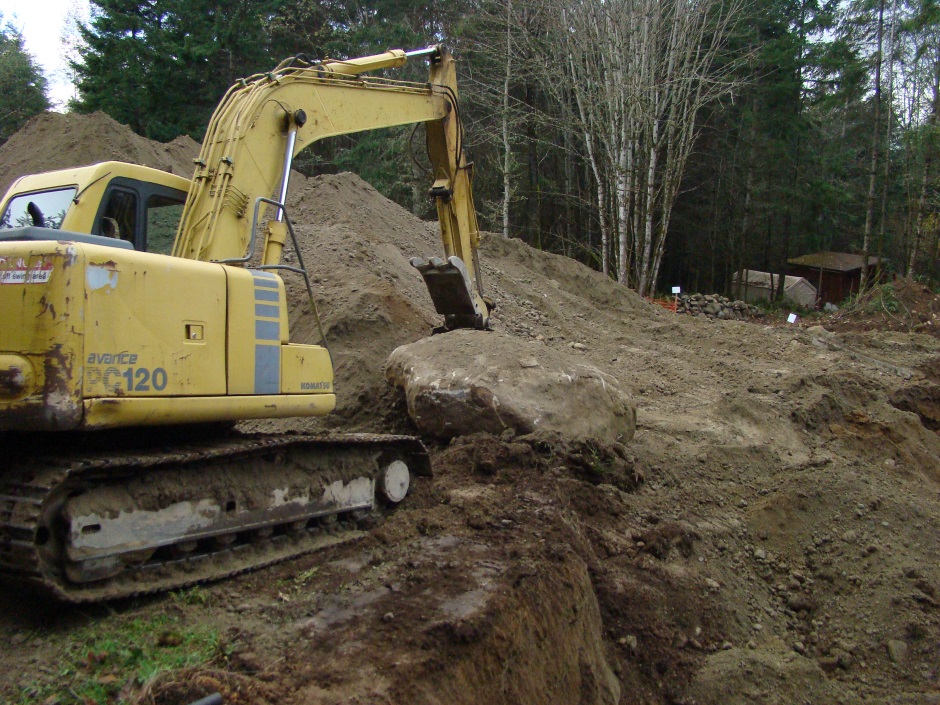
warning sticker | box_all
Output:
[0,258,53,285]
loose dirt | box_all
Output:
[1,113,939,705]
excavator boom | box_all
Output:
[175,45,488,329]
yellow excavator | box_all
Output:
[0,46,489,601]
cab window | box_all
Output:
[146,195,184,254]
[0,188,77,230]
[100,189,137,243]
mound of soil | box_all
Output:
[0,111,198,195]
[826,276,940,338]
[1,112,939,705]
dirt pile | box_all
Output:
[827,276,940,337]
[1,112,939,705]
[0,111,198,195]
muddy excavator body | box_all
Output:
[0,46,485,600]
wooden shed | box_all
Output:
[787,252,880,305]
[733,270,817,307]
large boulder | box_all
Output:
[385,330,636,443]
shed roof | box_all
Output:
[733,270,813,290]
[787,252,880,272]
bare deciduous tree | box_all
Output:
[541,0,743,295]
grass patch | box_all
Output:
[17,613,223,705]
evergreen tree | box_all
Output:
[72,0,283,141]
[0,18,50,144]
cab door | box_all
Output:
[93,178,187,253]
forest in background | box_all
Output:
[3,0,939,298]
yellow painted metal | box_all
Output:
[1,162,190,234]
[82,246,227,398]
[426,53,484,302]
[170,46,488,323]
[83,393,335,428]
[262,220,288,267]
[175,75,446,265]
[0,241,85,430]
[281,345,333,394]
[0,47,489,433]
[0,237,334,429]
[314,48,407,76]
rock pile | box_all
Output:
[677,293,760,320]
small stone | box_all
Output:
[793,642,806,655]
[721,641,733,650]
[383,611,395,622]
[787,593,818,612]
[754,548,767,560]
[884,458,896,468]
[571,342,587,350]
[157,631,183,647]
[231,650,264,672]
[842,530,857,543]
[887,639,908,664]
[752,623,763,632]
[747,640,757,650]
[704,578,720,590]
[519,358,539,369]
[818,656,840,672]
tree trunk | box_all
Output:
[501,0,513,238]
[875,0,898,278]
[909,46,939,276]
[860,0,885,290]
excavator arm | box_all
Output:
[173,45,489,329]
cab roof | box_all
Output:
[3,161,191,201]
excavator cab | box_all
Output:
[0,163,188,254]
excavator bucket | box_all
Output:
[410,255,487,330]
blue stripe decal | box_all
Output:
[253,278,279,289]
[255,289,279,302]
[255,303,279,318]
[256,320,280,341]
[254,343,280,394]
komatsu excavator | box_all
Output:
[0,46,489,601]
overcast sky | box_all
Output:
[3,0,90,109]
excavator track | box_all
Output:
[0,431,430,602]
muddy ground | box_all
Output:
[1,113,939,704]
